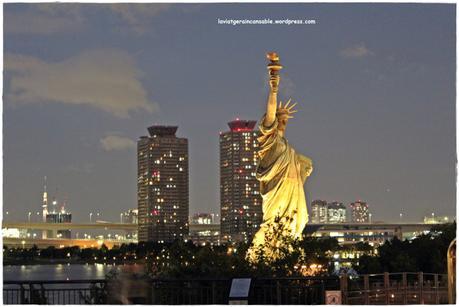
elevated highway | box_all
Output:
[2,222,138,231]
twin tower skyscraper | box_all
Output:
[137,120,263,243]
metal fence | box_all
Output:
[342,272,449,304]
[3,280,107,304]
[249,277,339,304]
[3,276,339,305]
[4,273,449,305]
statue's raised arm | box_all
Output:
[264,52,283,127]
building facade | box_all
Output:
[137,126,189,243]
[311,200,346,223]
[350,201,369,223]
[311,200,328,223]
[423,215,453,224]
[220,119,262,243]
[191,213,213,225]
[45,197,72,239]
[122,208,138,240]
[187,224,221,246]
[123,209,138,224]
[327,201,347,223]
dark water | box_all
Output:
[3,264,131,281]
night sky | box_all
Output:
[4,3,456,223]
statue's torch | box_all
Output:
[266,52,283,76]
[266,52,282,93]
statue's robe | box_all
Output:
[251,115,313,248]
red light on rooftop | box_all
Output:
[227,120,257,132]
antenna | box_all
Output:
[42,175,49,228]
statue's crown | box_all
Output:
[276,99,298,119]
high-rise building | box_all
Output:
[220,119,262,243]
[327,201,347,223]
[311,200,328,223]
[350,201,369,223]
[137,126,189,243]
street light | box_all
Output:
[120,213,123,223]
[28,212,31,222]
[400,213,403,223]
[89,213,93,223]
[369,213,372,223]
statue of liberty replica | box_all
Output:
[247,52,313,263]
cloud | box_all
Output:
[340,43,374,58]
[4,49,155,117]
[5,3,174,35]
[4,4,86,34]
[64,163,94,174]
[100,135,136,151]
[109,3,171,34]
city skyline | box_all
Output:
[4,3,456,223]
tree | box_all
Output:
[353,222,456,274]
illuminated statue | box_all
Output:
[248,52,313,262]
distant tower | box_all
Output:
[220,119,262,243]
[42,176,48,223]
[41,177,49,239]
[137,125,189,243]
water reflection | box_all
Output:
[4,264,119,281]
